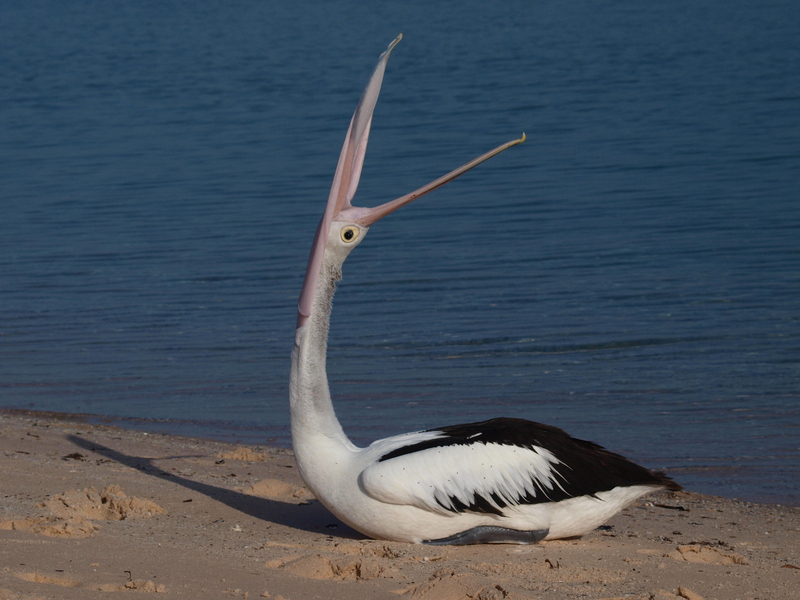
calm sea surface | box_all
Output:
[1,1,798,505]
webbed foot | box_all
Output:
[423,526,549,545]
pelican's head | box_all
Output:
[296,35,525,327]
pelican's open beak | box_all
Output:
[297,34,525,326]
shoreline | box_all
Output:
[1,409,798,599]
[2,408,796,508]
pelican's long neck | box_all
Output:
[290,247,355,455]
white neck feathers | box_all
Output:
[290,243,354,451]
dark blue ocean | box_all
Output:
[1,0,798,505]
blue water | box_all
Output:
[1,0,798,506]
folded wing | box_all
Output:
[359,440,567,515]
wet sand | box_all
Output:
[1,410,798,599]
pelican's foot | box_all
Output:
[423,526,549,546]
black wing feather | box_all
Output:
[379,417,680,512]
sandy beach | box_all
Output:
[1,410,798,600]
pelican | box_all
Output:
[290,35,680,545]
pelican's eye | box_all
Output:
[340,226,360,243]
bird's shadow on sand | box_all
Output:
[66,434,362,540]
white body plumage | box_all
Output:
[293,423,660,543]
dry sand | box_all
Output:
[1,410,798,600]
